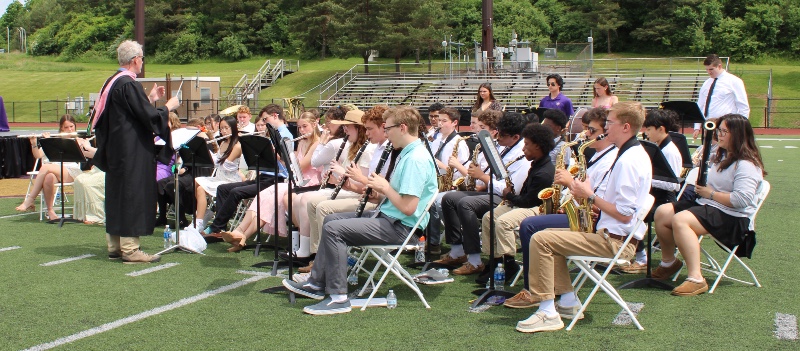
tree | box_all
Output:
[332,0,386,73]
[409,0,449,72]
[380,0,418,72]
[290,0,344,59]
[592,0,625,53]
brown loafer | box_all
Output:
[504,289,539,309]
[620,262,648,274]
[651,260,683,280]
[672,279,708,296]
[298,260,314,273]
[433,253,468,267]
[453,262,484,275]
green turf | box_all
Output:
[0,139,798,350]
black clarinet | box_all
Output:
[697,120,717,186]
[319,138,348,190]
[330,140,370,200]
[356,143,393,217]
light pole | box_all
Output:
[588,30,594,74]
[441,37,448,75]
[509,30,518,72]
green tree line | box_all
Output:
[2,0,800,63]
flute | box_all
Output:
[16,132,81,138]
[330,140,370,200]
[291,133,312,142]
[206,134,232,144]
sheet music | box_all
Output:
[282,137,309,187]
[171,128,200,150]
[478,130,508,180]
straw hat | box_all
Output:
[330,109,364,126]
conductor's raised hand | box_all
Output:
[367,172,390,195]
[149,83,166,102]
[165,96,180,111]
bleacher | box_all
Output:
[318,69,707,114]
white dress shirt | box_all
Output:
[597,142,653,240]
[430,131,470,177]
[696,71,750,119]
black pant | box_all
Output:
[441,192,500,255]
[208,176,281,233]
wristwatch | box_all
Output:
[710,191,716,201]
[588,194,597,202]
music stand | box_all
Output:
[38,138,86,227]
[520,107,550,124]
[238,134,282,266]
[619,140,679,290]
[157,129,206,256]
[175,131,215,228]
[470,130,516,307]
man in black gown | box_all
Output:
[93,40,180,263]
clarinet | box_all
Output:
[356,143,393,217]
[330,140,370,200]
[319,138,348,190]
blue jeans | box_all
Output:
[518,214,568,289]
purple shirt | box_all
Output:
[539,93,575,117]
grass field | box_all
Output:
[0,137,798,350]
[1,53,800,127]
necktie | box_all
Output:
[703,78,718,118]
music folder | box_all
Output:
[476,130,507,181]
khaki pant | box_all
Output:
[106,234,140,254]
[308,195,375,253]
[527,229,636,302]
[481,205,539,257]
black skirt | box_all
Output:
[671,198,755,258]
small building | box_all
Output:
[136,76,221,121]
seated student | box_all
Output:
[433,113,530,275]
[236,106,256,133]
[425,109,501,255]
[515,101,651,334]
[204,113,221,137]
[475,122,556,284]
[220,112,322,252]
[622,108,684,273]
[652,113,765,296]
[539,73,574,118]
[281,106,438,316]
[540,109,571,166]
[425,102,444,142]
[71,134,101,225]
[203,104,294,236]
[156,112,182,182]
[504,108,616,308]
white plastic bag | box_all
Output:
[174,226,208,253]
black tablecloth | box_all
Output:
[0,136,35,179]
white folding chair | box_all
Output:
[41,182,74,221]
[26,158,41,198]
[672,180,770,293]
[566,194,655,331]
[356,190,439,311]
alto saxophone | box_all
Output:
[538,132,585,214]
[453,139,480,191]
[498,154,526,206]
[438,135,470,192]
[561,133,604,232]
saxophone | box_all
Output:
[560,133,603,232]
[537,132,585,214]
[438,136,470,192]
[452,139,480,191]
[498,154,526,206]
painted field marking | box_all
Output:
[756,138,800,141]
[612,302,644,325]
[39,254,96,267]
[0,212,36,219]
[761,146,774,148]
[786,146,798,149]
[22,274,269,351]
[0,246,22,252]
[126,263,180,277]
[774,312,798,341]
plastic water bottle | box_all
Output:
[386,290,397,309]
[436,268,449,277]
[415,236,426,263]
[347,271,359,286]
[494,263,506,291]
[55,192,61,205]
[347,254,358,267]
[163,225,171,249]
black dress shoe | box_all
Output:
[154,217,168,227]
[278,251,312,264]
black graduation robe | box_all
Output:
[94,74,172,237]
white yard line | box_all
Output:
[22,274,269,351]
[126,263,180,277]
[774,312,798,341]
[0,246,22,252]
[0,212,36,219]
[39,254,95,267]
[612,302,644,325]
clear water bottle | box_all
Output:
[415,236,426,263]
[436,268,449,277]
[386,289,397,309]
[163,225,171,249]
[347,271,358,286]
[494,263,506,291]
[55,192,61,205]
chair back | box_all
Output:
[676,167,699,200]
[393,190,439,256]
[748,180,770,231]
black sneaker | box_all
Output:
[108,251,122,260]
[428,243,442,256]
[282,279,325,300]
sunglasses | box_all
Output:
[548,82,558,87]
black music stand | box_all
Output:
[471,130,516,307]
[238,134,282,266]
[619,141,679,290]
[157,130,206,256]
[176,133,215,229]
[39,138,86,227]
[520,107,550,124]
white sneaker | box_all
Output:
[293,272,310,283]
[516,311,564,333]
[555,302,584,320]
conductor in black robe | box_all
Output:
[93,40,180,263]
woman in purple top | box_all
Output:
[539,73,574,117]
[156,113,181,181]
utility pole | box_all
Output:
[481,0,494,73]
[135,0,145,77]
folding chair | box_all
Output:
[229,197,253,230]
[26,158,41,198]
[356,190,439,311]
[566,194,654,331]
[672,180,770,293]
[41,181,74,221]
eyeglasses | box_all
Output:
[384,124,402,132]
[137,55,145,63]
[717,128,729,136]
[547,82,558,87]
[587,126,598,135]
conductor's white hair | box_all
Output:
[117,40,143,66]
